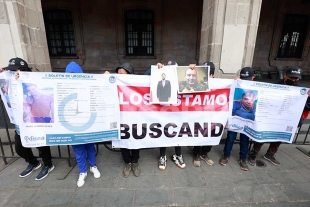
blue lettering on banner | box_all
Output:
[46,130,118,145]
[243,126,291,141]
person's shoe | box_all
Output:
[172,154,186,169]
[264,153,280,166]
[35,165,54,181]
[200,155,214,166]
[131,163,140,177]
[158,156,167,170]
[123,163,131,178]
[90,166,101,178]
[239,159,249,171]
[193,155,201,167]
[77,172,87,187]
[219,156,229,166]
[248,154,257,166]
[19,161,42,178]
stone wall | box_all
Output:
[0,0,51,71]
[252,0,310,74]
[41,0,202,74]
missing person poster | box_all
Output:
[227,79,308,143]
[112,75,231,149]
[176,66,210,94]
[15,72,120,147]
[150,65,178,104]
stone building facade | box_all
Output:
[1,0,310,77]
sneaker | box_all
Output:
[264,153,280,166]
[200,155,214,166]
[90,166,101,178]
[35,165,54,181]
[219,156,229,166]
[172,154,186,169]
[239,159,249,171]
[248,154,257,166]
[123,163,131,178]
[158,156,167,170]
[193,155,201,167]
[77,172,87,187]
[131,163,140,177]
[19,161,42,178]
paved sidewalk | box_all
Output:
[0,77,310,207]
[0,135,310,207]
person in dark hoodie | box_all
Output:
[2,58,54,181]
[190,62,216,167]
[220,67,256,171]
[249,66,310,166]
[105,62,140,177]
[65,61,101,187]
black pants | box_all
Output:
[160,147,181,157]
[193,146,212,156]
[15,132,52,166]
[120,148,140,163]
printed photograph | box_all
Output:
[0,79,11,108]
[150,65,178,104]
[22,83,54,123]
[176,66,210,93]
[232,88,258,121]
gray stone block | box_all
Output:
[192,187,237,205]
[68,189,96,207]
[173,188,196,206]
[233,185,274,203]
[92,189,134,207]
[134,188,174,206]
[3,188,37,207]
[0,2,9,24]
[26,188,75,207]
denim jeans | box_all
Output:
[223,131,250,160]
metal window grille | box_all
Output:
[277,14,309,58]
[43,10,76,57]
[125,10,154,56]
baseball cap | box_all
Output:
[285,66,302,79]
[202,61,215,70]
[240,67,254,80]
[3,58,30,71]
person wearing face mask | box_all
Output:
[249,66,310,166]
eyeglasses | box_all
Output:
[186,74,197,78]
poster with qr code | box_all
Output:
[15,72,120,147]
[227,79,308,143]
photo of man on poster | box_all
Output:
[157,73,171,102]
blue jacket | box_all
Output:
[65,61,83,73]
[232,101,256,121]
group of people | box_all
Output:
[1,57,310,188]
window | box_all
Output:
[124,9,154,56]
[43,10,76,57]
[277,14,309,58]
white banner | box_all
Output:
[112,75,231,149]
[16,72,120,147]
[227,80,308,143]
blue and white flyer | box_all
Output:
[16,72,120,147]
[227,79,308,143]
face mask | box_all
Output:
[285,79,297,86]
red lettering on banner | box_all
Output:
[118,86,230,112]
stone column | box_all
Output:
[0,0,51,71]
[199,0,262,78]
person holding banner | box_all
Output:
[220,67,256,171]
[106,62,141,177]
[249,66,310,166]
[65,61,101,187]
[2,58,54,180]
[192,62,216,167]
